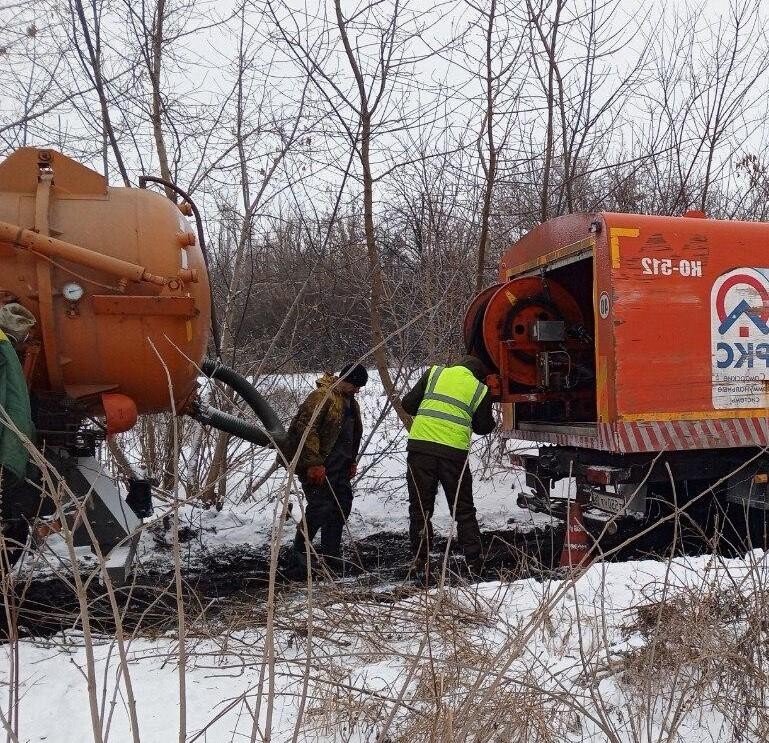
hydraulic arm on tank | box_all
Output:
[0,147,285,582]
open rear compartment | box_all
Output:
[512,253,597,429]
[465,246,598,440]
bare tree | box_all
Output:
[66,0,131,185]
[266,0,452,425]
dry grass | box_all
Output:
[6,418,769,742]
[8,510,769,742]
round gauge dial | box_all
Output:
[62,282,84,302]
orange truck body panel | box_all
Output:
[0,148,210,416]
[499,212,769,453]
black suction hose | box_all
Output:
[200,360,286,441]
[188,360,286,449]
[191,406,272,446]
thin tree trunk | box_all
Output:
[150,0,173,198]
[334,0,411,427]
[360,118,410,425]
[476,0,498,293]
[71,0,130,185]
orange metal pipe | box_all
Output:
[0,220,194,286]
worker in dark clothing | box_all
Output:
[280,363,367,574]
[402,355,496,577]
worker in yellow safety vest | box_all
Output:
[402,355,496,578]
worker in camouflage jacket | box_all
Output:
[402,355,496,578]
[280,363,367,573]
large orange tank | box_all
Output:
[0,148,210,422]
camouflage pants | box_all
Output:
[293,472,353,559]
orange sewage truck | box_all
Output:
[466,211,769,541]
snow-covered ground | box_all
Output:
[5,370,766,742]
[8,551,769,742]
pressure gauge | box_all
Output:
[62,282,84,303]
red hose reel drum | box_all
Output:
[464,277,584,387]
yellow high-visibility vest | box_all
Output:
[408,365,487,451]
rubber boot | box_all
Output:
[283,547,309,581]
[410,558,435,588]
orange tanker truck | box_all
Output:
[0,147,283,580]
[466,212,769,546]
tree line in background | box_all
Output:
[3,0,769,495]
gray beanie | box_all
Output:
[0,303,36,343]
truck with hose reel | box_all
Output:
[465,211,769,548]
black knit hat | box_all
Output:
[338,363,369,387]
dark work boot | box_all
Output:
[409,557,435,588]
[282,547,309,581]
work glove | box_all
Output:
[347,463,357,479]
[484,374,501,398]
[306,465,326,485]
